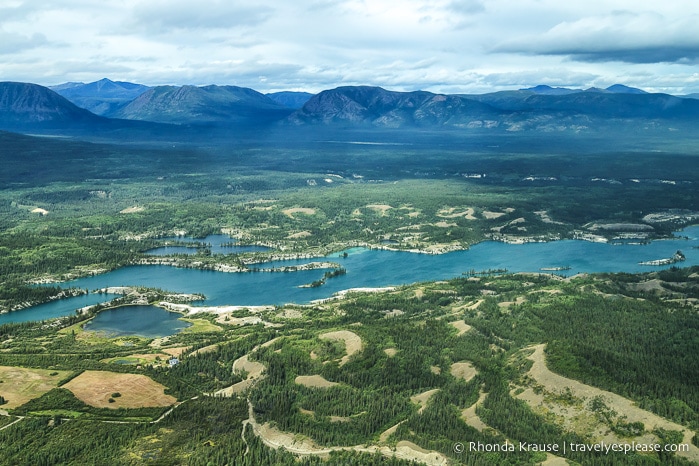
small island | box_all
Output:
[639,250,686,266]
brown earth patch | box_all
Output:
[294,375,339,388]
[482,211,506,219]
[498,296,527,309]
[379,421,405,442]
[384,348,398,357]
[161,346,191,357]
[319,330,362,366]
[214,379,255,396]
[189,344,219,356]
[233,354,265,379]
[119,206,144,214]
[366,204,393,215]
[283,207,317,218]
[450,320,472,336]
[450,362,477,382]
[437,207,476,220]
[287,231,312,239]
[63,370,176,409]
[277,308,303,319]
[461,390,489,431]
[411,388,440,414]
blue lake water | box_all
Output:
[4,226,699,324]
[0,293,119,325]
[81,305,192,338]
[146,234,270,255]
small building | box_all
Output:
[168,357,179,367]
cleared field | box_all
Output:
[0,366,71,409]
[482,210,506,219]
[282,207,317,218]
[233,354,265,379]
[450,361,477,382]
[101,353,170,365]
[411,388,440,414]
[119,206,144,214]
[460,390,489,431]
[319,330,362,366]
[365,204,393,215]
[161,346,191,357]
[295,375,339,388]
[437,206,476,220]
[449,320,472,336]
[63,370,176,409]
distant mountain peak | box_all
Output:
[520,85,579,95]
[50,79,151,115]
[266,91,314,109]
[605,84,647,94]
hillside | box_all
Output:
[110,84,294,124]
[0,82,101,127]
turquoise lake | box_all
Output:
[3,226,698,324]
[145,235,270,255]
[0,293,119,325]
[81,305,192,338]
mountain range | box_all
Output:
[50,78,150,115]
[3,79,699,134]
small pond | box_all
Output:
[82,305,192,338]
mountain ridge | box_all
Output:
[4,80,699,134]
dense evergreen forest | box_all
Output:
[1,132,698,464]
[1,266,697,464]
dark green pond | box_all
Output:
[81,305,192,338]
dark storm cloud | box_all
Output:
[557,47,699,64]
[492,11,699,64]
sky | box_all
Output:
[2,0,699,94]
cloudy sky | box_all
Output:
[2,0,699,94]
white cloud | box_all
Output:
[0,29,47,55]
[2,0,699,94]
[127,0,273,33]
